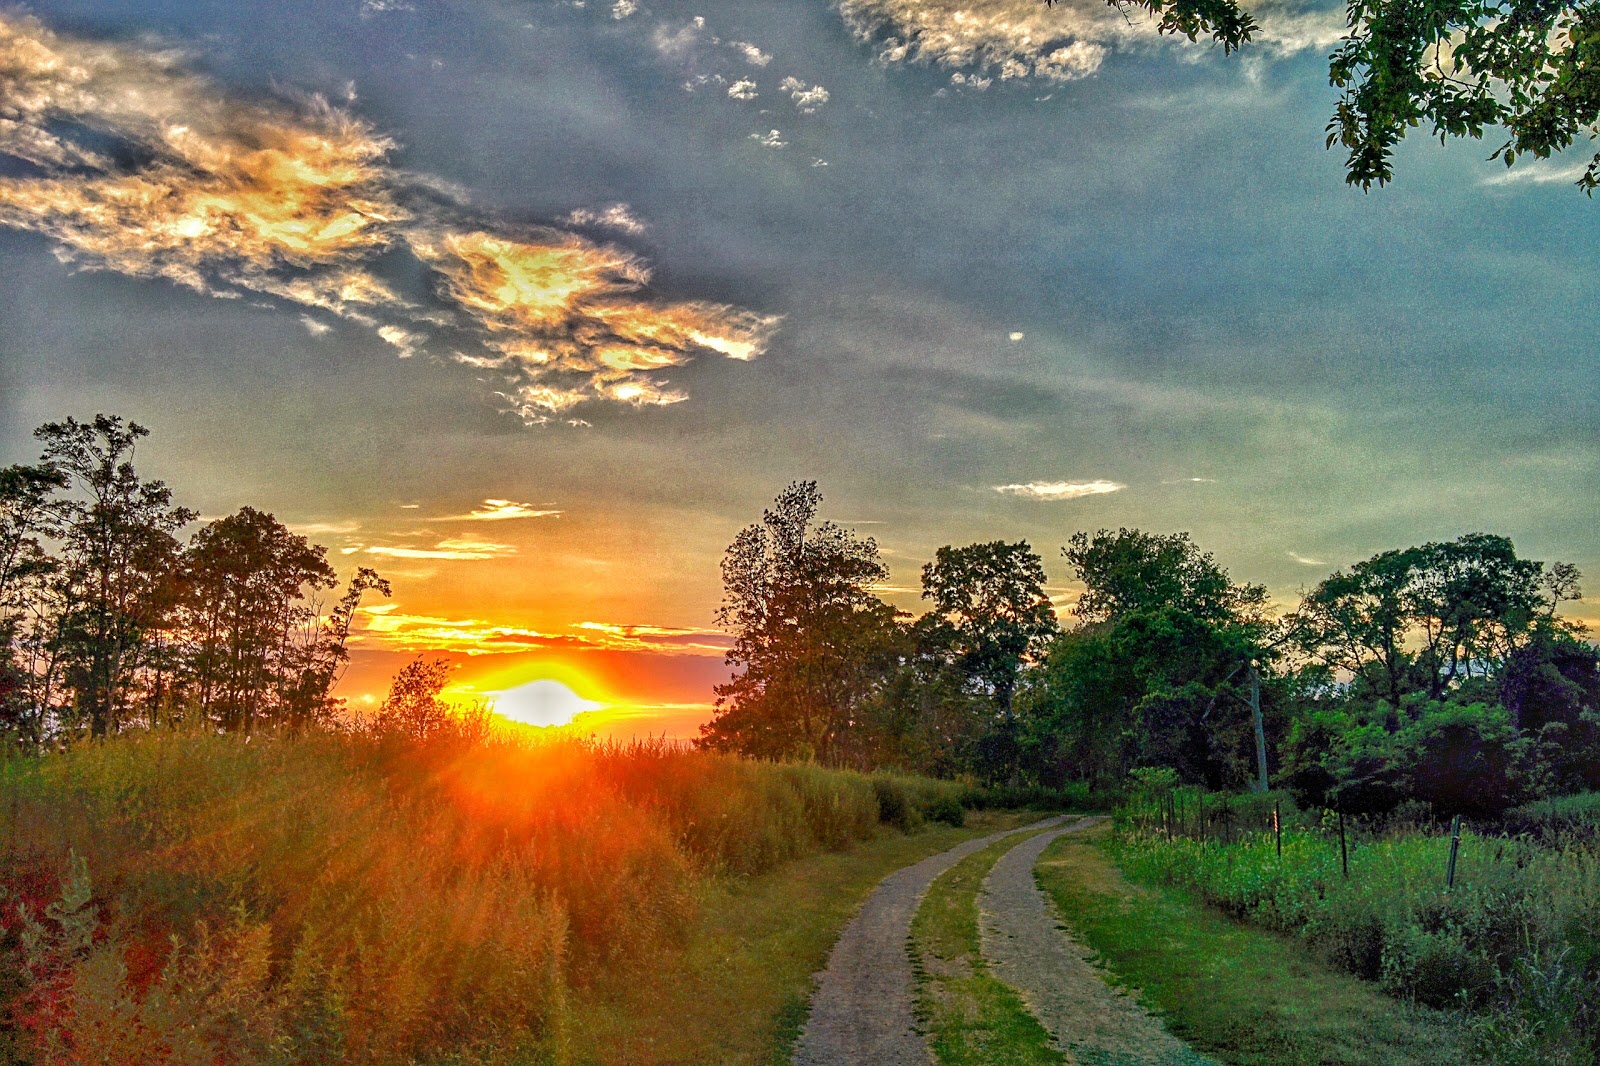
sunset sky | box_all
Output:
[2,0,1596,738]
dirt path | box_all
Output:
[979,822,1219,1066]
[792,815,1068,1066]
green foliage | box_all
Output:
[919,540,1059,713]
[1111,815,1600,1060]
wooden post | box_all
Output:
[1274,801,1282,859]
[1337,802,1349,879]
[1249,661,1269,794]
[1446,814,1462,890]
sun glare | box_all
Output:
[490,678,606,728]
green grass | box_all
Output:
[566,810,1044,1065]
[910,830,1065,1066]
[1034,825,1475,1066]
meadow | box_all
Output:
[1106,789,1600,1065]
[0,729,1008,1065]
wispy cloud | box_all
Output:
[836,0,1342,86]
[352,606,729,655]
[563,203,648,235]
[1481,160,1591,187]
[1287,551,1327,566]
[730,41,772,66]
[434,499,561,522]
[994,479,1125,500]
[0,13,779,423]
[361,537,518,561]
[751,129,788,149]
[727,78,760,100]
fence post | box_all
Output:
[1274,800,1282,859]
[1337,803,1349,879]
[1446,814,1462,890]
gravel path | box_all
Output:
[979,822,1219,1066]
[792,816,1068,1066]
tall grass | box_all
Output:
[1112,797,1600,1065]
[0,730,971,1064]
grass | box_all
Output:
[0,729,986,1065]
[567,809,1042,1065]
[1034,824,1474,1066]
[910,830,1065,1066]
[1110,808,1600,1064]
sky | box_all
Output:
[2,0,1596,738]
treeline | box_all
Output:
[700,482,1599,817]
[0,416,388,746]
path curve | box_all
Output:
[793,815,1068,1066]
[979,821,1218,1065]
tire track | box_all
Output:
[978,822,1219,1066]
[793,815,1068,1066]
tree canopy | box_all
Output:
[1052,0,1600,191]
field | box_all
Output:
[0,730,1016,1065]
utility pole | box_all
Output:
[1249,659,1268,794]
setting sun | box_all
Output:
[490,678,606,728]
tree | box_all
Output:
[375,657,455,741]
[1295,533,1561,705]
[1047,0,1600,192]
[699,482,902,764]
[182,508,338,733]
[1021,528,1277,789]
[920,541,1059,713]
[36,416,195,736]
[1063,528,1267,627]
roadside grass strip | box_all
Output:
[1033,826,1475,1066]
[911,830,1066,1066]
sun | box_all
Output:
[489,678,606,728]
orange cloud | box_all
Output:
[361,537,518,561]
[351,606,729,656]
[0,13,780,422]
[434,499,562,522]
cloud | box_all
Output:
[836,0,1343,85]
[285,518,361,536]
[0,13,778,424]
[779,76,831,112]
[434,499,562,522]
[301,315,332,336]
[730,41,773,66]
[1008,331,1025,342]
[611,0,639,19]
[352,606,729,655]
[563,203,648,235]
[750,129,788,149]
[1481,160,1592,187]
[727,78,759,100]
[994,479,1125,499]
[361,537,518,560]
[1287,551,1327,566]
